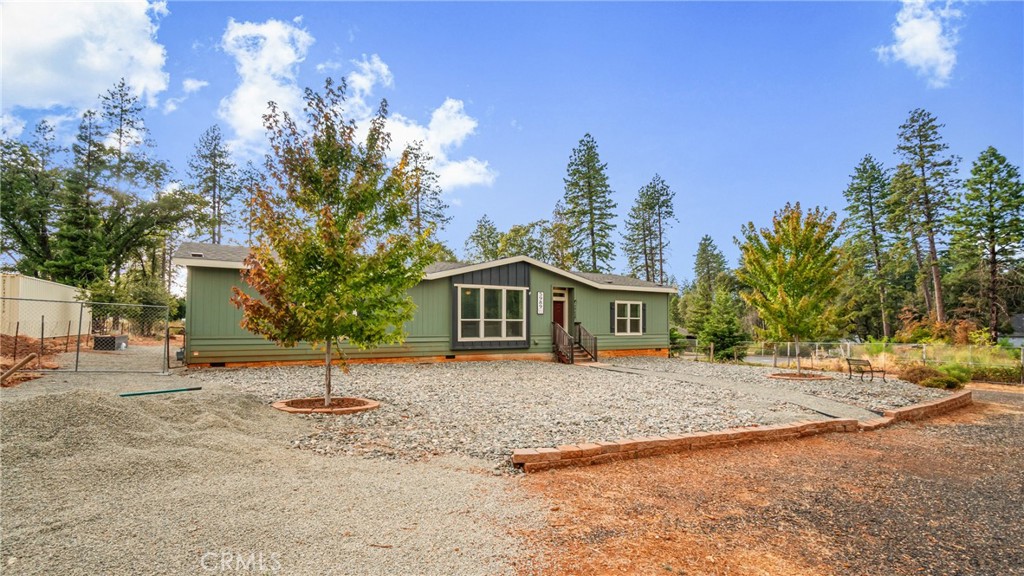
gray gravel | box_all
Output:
[0,387,547,575]
[608,357,949,413]
[182,360,819,468]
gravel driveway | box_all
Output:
[182,361,821,468]
[609,356,948,413]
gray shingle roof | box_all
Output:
[172,242,673,291]
[173,242,251,262]
[572,271,670,289]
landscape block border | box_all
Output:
[512,390,973,473]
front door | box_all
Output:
[553,300,566,331]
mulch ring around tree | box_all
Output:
[767,372,834,381]
[271,396,380,415]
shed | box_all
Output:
[172,242,676,366]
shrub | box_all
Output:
[970,365,1023,384]
[938,364,972,384]
[898,363,943,384]
[920,376,964,390]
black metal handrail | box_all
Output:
[575,322,597,362]
[552,322,574,364]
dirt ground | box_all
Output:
[519,385,1024,576]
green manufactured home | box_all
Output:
[172,242,675,366]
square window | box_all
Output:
[630,319,641,333]
[506,290,523,319]
[616,302,627,317]
[506,321,524,338]
[461,289,480,320]
[484,289,502,319]
[484,320,503,338]
[617,319,628,333]
[629,303,641,317]
[461,320,480,338]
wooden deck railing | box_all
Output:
[575,322,597,362]
[552,322,574,364]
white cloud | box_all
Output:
[1,114,26,138]
[183,78,209,94]
[163,78,210,114]
[876,0,962,88]
[217,17,314,156]
[315,59,344,73]
[343,57,496,192]
[1,0,169,111]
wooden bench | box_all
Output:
[846,358,886,382]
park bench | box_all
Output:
[846,358,886,382]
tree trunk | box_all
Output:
[910,232,932,317]
[795,338,802,375]
[989,242,999,343]
[324,339,333,407]
[926,233,945,323]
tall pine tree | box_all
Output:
[464,214,501,262]
[843,154,894,337]
[947,147,1024,342]
[894,108,959,323]
[562,133,617,273]
[188,125,239,244]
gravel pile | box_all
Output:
[183,361,818,467]
[609,357,948,413]
[0,389,546,575]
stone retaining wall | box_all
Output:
[512,390,973,473]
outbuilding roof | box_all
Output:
[172,242,676,293]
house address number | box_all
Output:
[537,291,544,315]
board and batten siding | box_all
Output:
[185,267,451,364]
[449,262,530,351]
[183,261,669,365]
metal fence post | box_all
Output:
[39,315,45,368]
[75,302,84,372]
[163,305,170,374]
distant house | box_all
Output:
[1008,314,1024,347]
[171,242,675,367]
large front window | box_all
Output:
[615,301,643,335]
[458,285,526,341]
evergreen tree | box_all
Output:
[622,189,657,281]
[546,201,575,270]
[0,122,62,276]
[684,235,728,335]
[644,174,675,284]
[894,108,959,322]
[562,133,617,273]
[887,164,934,317]
[843,154,893,337]
[44,111,110,286]
[399,141,450,237]
[497,220,548,261]
[736,203,846,374]
[698,286,747,361]
[188,125,239,244]
[464,214,501,262]
[947,147,1024,341]
[232,78,436,406]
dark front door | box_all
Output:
[553,300,566,331]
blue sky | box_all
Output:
[2,1,1022,283]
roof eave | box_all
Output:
[423,255,676,294]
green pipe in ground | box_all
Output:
[119,387,202,397]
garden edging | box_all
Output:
[511,390,973,472]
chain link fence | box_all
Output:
[1,297,180,375]
[669,337,1022,384]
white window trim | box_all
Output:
[456,284,528,342]
[614,300,643,336]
